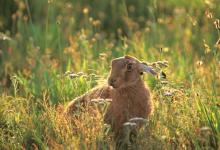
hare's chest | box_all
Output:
[112,96,145,118]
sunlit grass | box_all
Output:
[0,0,220,149]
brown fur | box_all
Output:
[65,55,152,138]
[65,85,111,116]
[104,81,152,137]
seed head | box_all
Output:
[214,19,220,30]
[215,38,220,49]
[205,10,213,19]
[83,8,89,15]
[196,60,203,66]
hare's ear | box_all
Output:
[139,62,158,76]
[124,55,134,60]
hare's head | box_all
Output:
[108,55,157,89]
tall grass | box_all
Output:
[0,0,219,149]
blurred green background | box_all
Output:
[0,0,220,149]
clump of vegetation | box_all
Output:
[0,0,219,149]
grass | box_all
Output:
[0,0,220,149]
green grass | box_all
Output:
[0,0,220,149]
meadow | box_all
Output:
[0,0,220,149]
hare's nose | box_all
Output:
[108,78,116,86]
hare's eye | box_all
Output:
[127,63,132,71]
